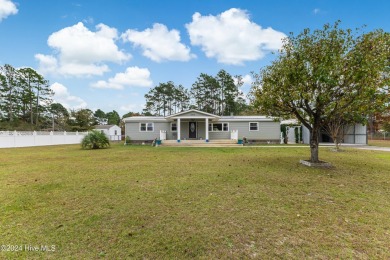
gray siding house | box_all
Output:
[123,109,280,143]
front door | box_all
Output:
[189,122,197,139]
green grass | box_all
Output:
[368,139,390,147]
[1,144,390,259]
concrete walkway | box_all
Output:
[321,143,390,152]
[353,146,390,152]
[159,140,390,151]
[244,144,390,152]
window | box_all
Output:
[114,130,117,135]
[223,123,229,131]
[140,123,154,132]
[171,123,177,132]
[249,122,259,131]
[208,123,229,132]
[147,123,154,131]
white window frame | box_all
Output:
[139,122,154,132]
[208,122,229,132]
[249,122,259,131]
[171,122,177,132]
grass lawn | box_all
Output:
[368,139,390,147]
[1,144,390,259]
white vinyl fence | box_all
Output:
[107,135,122,141]
[0,131,89,148]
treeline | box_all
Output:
[143,70,249,116]
[1,64,253,130]
[64,108,124,132]
[0,64,131,131]
[0,64,54,130]
[0,64,52,124]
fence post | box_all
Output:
[50,131,53,145]
[13,130,17,148]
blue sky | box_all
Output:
[1,0,389,116]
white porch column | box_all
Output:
[177,118,181,142]
[205,118,209,142]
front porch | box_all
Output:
[159,139,243,147]
[162,109,238,142]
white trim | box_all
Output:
[168,116,216,119]
[170,122,177,132]
[249,122,259,131]
[139,122,154,132]
[177,118,181,141]
[220,117,275,122]
[124,117,166,122]
[124,114,277,123]
[165,109,220,119]
[205,118,209,141]
[208,122,229,132]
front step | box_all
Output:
[160,139,242,147]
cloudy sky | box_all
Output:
[1,0,389,115]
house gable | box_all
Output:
[165,109,220,120]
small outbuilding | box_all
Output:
[301,124,367,145]
[94,125,122,141]
[281,119,367,145]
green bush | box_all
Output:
[81,130,110,149]
[125,135,131,145]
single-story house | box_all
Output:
[123,109,280,143]
[94,125,122,141]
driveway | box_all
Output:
[353,146,390,152]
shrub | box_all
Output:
[125,136,131,145]
[81,130,110,149]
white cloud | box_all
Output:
[0,0,18,22]
[313,8,320,15]
[234,74,252,87]
[120,103,143,112]
[83,16,94,24]
[122,23,195,62]
[36,22,130,77]
[34,54,58,75]
[186,8,286,65]
[50,82,87,109]
[91,66,153,90]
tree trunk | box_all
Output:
[368,114,374,140]
[35,82,40,127]
[310,125,320,162]
[334,140,340,151]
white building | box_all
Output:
[301,124,367,145]
[94,125,122,141]
[281,120,367,145]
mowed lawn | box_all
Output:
[1,144,390,259]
